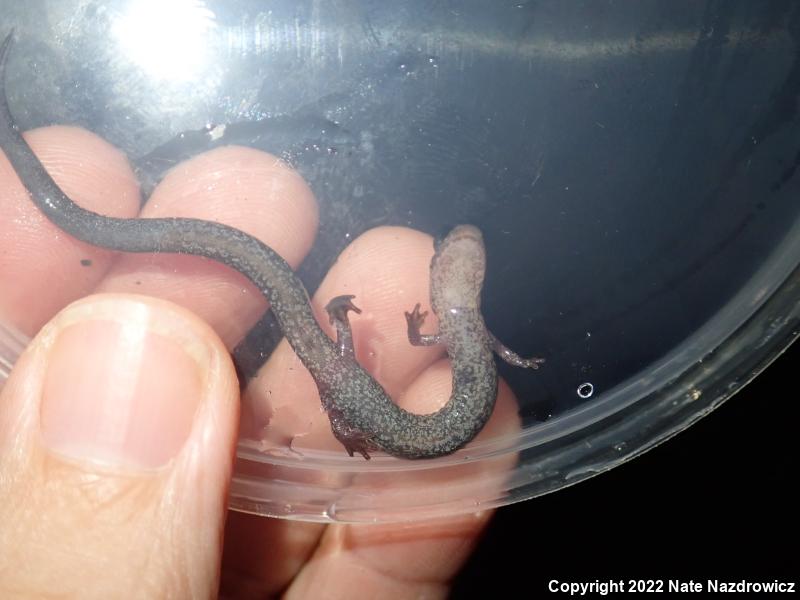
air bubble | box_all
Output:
[577,382,594,399]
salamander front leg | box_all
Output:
[324,294,362,360]
[489,332,545,369]
[404,303,441,346]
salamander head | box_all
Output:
[430,224,486,313]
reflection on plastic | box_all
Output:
[112,0,217,81]
[0,321,28,389]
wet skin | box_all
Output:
[0,32,542,459]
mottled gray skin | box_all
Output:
[324,225,544,458]
[320,226,499,459]
[0,32,542,459]
[372,225,502,458]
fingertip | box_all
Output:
[146,145,318,268]
[25,126,141,216]
[0,294,238,595]
[2,293,240,473]
[313,226,439,396]
[0,126,140,334]
[98,146,320,347]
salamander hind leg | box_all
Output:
[326,406,373,460]
[325,294,361,324]
[324,294,362,360]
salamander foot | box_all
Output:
[327,406,373,460]
[325,294,362,325]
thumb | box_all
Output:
[0,294,240,598]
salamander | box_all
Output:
[0,32,542,459]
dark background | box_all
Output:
[452,340,797,596]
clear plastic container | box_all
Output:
[1,1,798,522]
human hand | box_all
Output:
[0,126,519,597]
